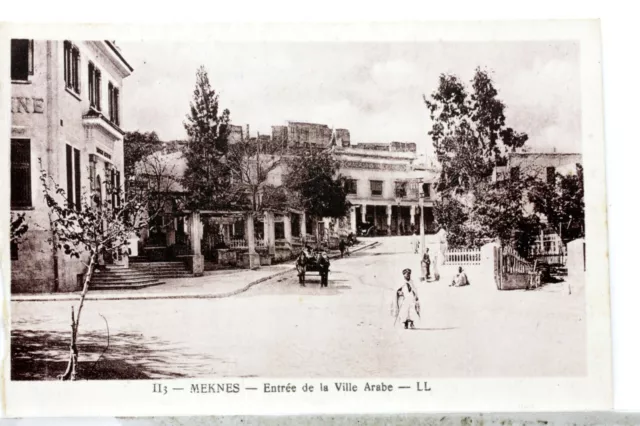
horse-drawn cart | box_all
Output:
[296,250,330,287]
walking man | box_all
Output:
[395,268,420,329]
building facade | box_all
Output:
[333,143,439,236]
[10,39,133,293]
[493,151,583,263]
[494,152,582,184]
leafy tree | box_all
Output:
[425,68,532,251]
[123,131,162,181]
[433,196,470,247]
[283,147,350,219]
[226,135,285,212]
[424,68,528,196]
[39,160,149,380]
[129,149,183,235]
[182,66,231,210]
[529,164,585,245]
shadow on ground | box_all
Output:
[242,273,353,297]
[11,328,225,380]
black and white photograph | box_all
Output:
[2,21,611,415]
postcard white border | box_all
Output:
[0,20,611,416]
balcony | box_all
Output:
[82,108,124,141]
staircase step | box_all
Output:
[148,273,193,278]
[91,281,165,290]
[96,269,151,276]
[130,265,188,270]
[130,262,186,267]
[90,277,163,285]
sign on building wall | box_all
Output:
[11,97,44,114]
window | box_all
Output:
[88,62,101,110]
[422,183,431,198]
[96,175,103,205]
[108,82,120,126]
[11,39,33,81]
[546,166,556,185]
[345,179,358,195]
[370,180,383,196]
[11,139,32,209]
[110,169,121,212]
[11,242,19,261]
[74,148,81,210]
[111,169,116,211]
[510,166,520,181]
[394,181,407,198]
[116,170,121,208]
[63,41,80,94]
[66,144,81,211]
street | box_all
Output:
[11,237,586,380]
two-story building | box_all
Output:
[10,39,133,293]
[333,142,439,236]
[494,151,583,263]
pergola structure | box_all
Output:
[172,208,310,274]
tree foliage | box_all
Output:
[123,131,162,180]
[424,68,528,196]
[182,66,232,210]
[529,164,585,245]
[129,149,183,231]
[283,147,350,219]
[226,136,285,211]
[426,68,534,253]
[10,212,29,244]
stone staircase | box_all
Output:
[90,256,193,290]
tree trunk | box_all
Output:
[59,250,98,381]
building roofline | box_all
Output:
[286,120,330,127]
[509,151,581,156]
[104,41,134,73]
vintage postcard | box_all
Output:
[1,20,611,416]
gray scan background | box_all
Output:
[4,414,640,425]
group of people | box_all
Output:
[391,238,471,330]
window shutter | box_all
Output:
[108,82,113,121]
[114,88,120,125]
[111,169,116,212]
[74,148,81,211]
[11,39,30,81]
[10,139,32,208]
[66,144,74,209]
[28,40,34,76]
[88,62,94,106]
[96,70,101,111]
[115,170,121,208]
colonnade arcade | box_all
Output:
[348,202,435,235]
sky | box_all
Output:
[119,40,581,157]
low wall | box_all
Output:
[143,246,168,261]
[499,273,531,290]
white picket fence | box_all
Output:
[444,248,481,266]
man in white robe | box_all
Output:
[395,268,420,329]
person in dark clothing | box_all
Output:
[339,239,346,258]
